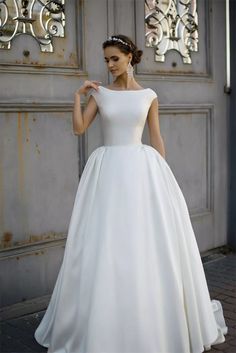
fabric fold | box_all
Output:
[34,144,228,353]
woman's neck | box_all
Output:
[113,75,137,89]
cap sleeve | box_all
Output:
[149,89,158,102]
[88,88,100,108]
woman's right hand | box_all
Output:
[75,80,102,96]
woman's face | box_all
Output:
[104,46,132,76]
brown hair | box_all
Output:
[102,34,143,66]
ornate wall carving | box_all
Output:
[145,0,198,64]
[0,0,65,52]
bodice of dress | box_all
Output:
[90,86,158,146]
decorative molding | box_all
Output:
[0,101,74,111]
[0,66,88,76]
[0,94,90,110]
[0,100,88,112]
[134,73,214,83]
[0,101,88,223]
[145,0,198,64]
[0,235,66,260]
[159,104,213,218]
[0,0,65,52]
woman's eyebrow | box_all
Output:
[104,56,118,59]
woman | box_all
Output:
[34,34,228,353]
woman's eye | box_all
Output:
[104,58,119,63]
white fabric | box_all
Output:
[34,86,228,353]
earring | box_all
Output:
[126,60,134,78]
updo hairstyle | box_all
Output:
[102,34,143,66]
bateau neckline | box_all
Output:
[99,86,150,92]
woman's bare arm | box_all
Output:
[73,80,101,135]
[147,98,166,159]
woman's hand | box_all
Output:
[76,80,102,96]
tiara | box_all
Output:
[107,36,132,49]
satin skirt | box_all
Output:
[34,144,228,353]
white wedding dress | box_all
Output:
[34,86,228,353]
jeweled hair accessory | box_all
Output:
[107,36,132,49]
